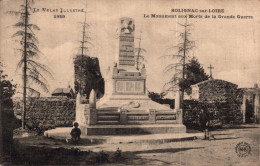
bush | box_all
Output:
[0,68,16,156]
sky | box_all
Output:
[0,0,259,97]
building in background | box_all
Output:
[51,86,75,98]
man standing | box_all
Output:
[199,108,209,140]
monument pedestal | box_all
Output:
[76,92,186,135]
[74,17,186,135]
[79,124,186,135]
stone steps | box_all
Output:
[96,121,120,125]
[97,110,120,124]
[97,116,120,121]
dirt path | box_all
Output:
[12,124,260,165]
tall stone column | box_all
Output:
[75,93,82,124]
[241,94,246,123]
[175,90,181,109]
[175,90,183,124]
[254,93,260,123]
[89,89,97,125]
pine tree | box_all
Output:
[7,0,52,129]
[163,17,195,107]
[76,12,91,95]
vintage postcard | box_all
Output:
[0,0,259,165]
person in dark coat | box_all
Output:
[70,122,81,143]
[199,108,209,140]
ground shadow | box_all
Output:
[4,140,126,165]
[132,147,204,155]
[212,133,233,136]
[126,156,173,165]
[187,124,259,132]
[220,124,259,130]
[214,137,240,141]
[15,135,105,148]
[187,129,202,133]
[121,147,204,165]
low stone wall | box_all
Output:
[183,100,243,129]
[188,79,243,129]
[13,97,76,131]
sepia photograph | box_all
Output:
[0,0,259,165]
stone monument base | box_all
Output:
[79,124,186,135]
[75,91,186,136]
[44,127,202,144]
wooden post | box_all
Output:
[241,94,246,123]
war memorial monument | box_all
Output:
[74,17,186,135]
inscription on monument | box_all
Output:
[116,81,144,93]
[119,17,135,66]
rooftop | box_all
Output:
[52,88,73,95]
[191,79,238,87]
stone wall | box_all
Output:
[186,79,243,129]
[13,97,76,131]
[183,100,243,129]
[194,79,240,103]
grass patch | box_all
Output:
[3,141,127,165]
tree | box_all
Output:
[0,61,16,157]
[163,17,195,108]
[74,56,104,98]
[75,12,91,94]
[74,12,104,98]
[135,30,146,70]
[0,61,16,99]
[7,0,52,129]
[180,57,209,95]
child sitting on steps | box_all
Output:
[70,122,81,144]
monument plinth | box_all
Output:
[76,17,186,135]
